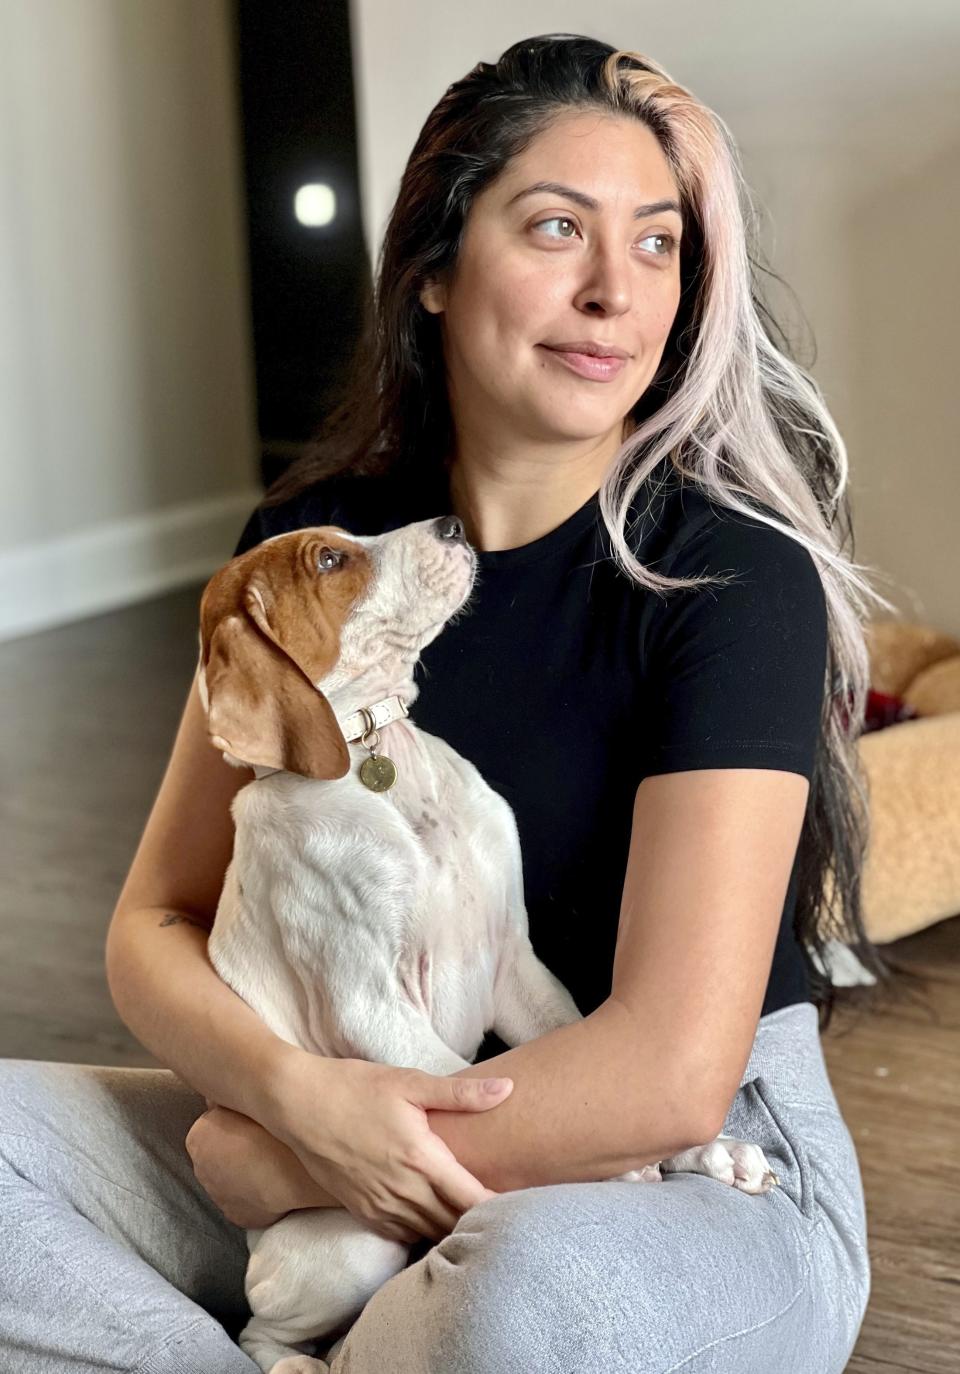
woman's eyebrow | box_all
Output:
[506,180,683,223]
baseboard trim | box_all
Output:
[0,488,262,643]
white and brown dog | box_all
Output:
[196,511,778,1374]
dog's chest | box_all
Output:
[219,721,523,1059]
[358,720,523,1044]
[381,720,518,935]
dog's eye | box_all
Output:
[317,546,345,572]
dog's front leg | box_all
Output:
[490,933,584,1047]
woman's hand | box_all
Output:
[186,1105,329,1229]
[264,1053,514,1245]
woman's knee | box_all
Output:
[0,1057,54,1133]
[422,1184,641,1370]
[0,1055,251,1321]
[418,1178,816,1373]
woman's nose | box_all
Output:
[575,247,632,316]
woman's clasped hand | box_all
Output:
[189,1053,514,1245]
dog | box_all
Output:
[196,510,779,1373]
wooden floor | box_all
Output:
[1,584,957,1371]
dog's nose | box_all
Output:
[433,514,466,544]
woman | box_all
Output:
[1,34,925,1374]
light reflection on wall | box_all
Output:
[294,183,337,227]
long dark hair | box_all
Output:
[264,34,930,1035]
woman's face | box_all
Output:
[420,109,684,453]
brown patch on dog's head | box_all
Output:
[198,528,375,779]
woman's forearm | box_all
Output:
[105,906,303,1128]
[104,911,702,1213]
[106,906,344,1210]
[193,1105,342,1216]
[426,998,713,1193]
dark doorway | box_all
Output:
[231,0,370,488]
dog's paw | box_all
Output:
[661,1137,779,1194]
[612,1163,663,1183]
[725,1138,780,1194]
[697,1138,780,1194]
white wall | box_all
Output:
[0,0,259,640]
[2,2,955,642]
[349,0,960,635]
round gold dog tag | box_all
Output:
[359,753,398,792]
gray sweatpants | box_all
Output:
[0,1001,869,1373]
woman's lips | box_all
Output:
[538,345,627,381]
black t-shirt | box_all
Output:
[232,461,827,1059]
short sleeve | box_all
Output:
[229,480,338,559]
[640,514,828,782]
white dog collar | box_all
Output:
[251,693,409,787]
[339,693,409,743]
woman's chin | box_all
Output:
[531,408,625,444]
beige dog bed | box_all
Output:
[858,620,960,944]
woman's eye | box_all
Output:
[639,232,678,257]
[533,216,579,239]
[532,218,677,257]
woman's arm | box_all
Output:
[105,672,341,1209]
[425,766,811,1193]
[187,1103,333,1225]
[108,906,294,1129]
[108,907,341,1211]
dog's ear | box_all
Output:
[202,614,351,779]
[199,552,352,781]
[241,576,336,691]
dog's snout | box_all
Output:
[433,514,466,545]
